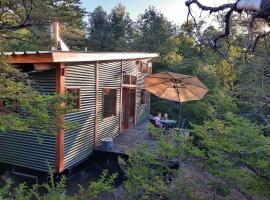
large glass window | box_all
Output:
[103,89,117,119]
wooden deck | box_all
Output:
[96,121,157,154]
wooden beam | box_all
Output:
[9,53,53,64]
[5,52,159,64]
[94,62,99,147]
[55,62,65,173]
[34,63,52,71]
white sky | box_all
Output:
[81,0,237,25]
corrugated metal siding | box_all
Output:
[64,63,96,169]
[123,61,137,76]
[98,61,121,140]
[0,69,56,172]
[137,72,150,124]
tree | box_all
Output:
[87,5,134,51]
[0,58,73,134]
[134,6,182,66]
[0,0,86,51]
[191,113,270,199]
[108,4,134,51]
[185,0,270,53]
[87,6,110,51]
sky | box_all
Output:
[81,0,235,25]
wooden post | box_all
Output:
[119,61,123,133]
[55,63,65,173]
[95,62,99,147]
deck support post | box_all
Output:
[55,63,65,173]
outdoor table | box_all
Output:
[160,119,177,129]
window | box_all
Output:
[103,89,117,119]
[141,89,147,104]
[131,76,137,85]
[142,63,148,73]
[66,88,80,110]
[123,75,137,85]
[123,75,130,85]
[137,61,149,74]
[136,61,142,72]
[0,99,19,113]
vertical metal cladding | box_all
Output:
[64,63,96,169]
[0,69,56,172]
[137,71,150,124]
[98,61,121,140]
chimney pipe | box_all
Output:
[50,22,69,51]
[51,22,60,50]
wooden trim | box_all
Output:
[34,63,53,71]
[102,88,117,120]
[55,62,65,173]
[6,52,158,64]
[134,66,138,126]
[95,62,99,147]
[66,87,81,110]
[119,61,123,133]
[10,53,54,64]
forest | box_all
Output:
[1,0,270,199]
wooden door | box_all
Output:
[121,88,136,130]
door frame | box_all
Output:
[121,86,137,131]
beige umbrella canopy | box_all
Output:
[144,71,209,127]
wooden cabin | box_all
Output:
[0,51,158,173]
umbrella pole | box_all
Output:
[178,103,182,129]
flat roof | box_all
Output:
[1,51,159,64]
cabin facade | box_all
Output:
[0,51,158,173]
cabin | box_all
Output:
[0,51,158,173]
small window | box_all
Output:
[103,89,117,119]
[0,99,19,113]
[66,88,80,110]
[141,89,146,104]
[136,61,142,72]
[123,75,137,85]
[123,75,130,85]
[142,63,148,73]
[131,76,137,85]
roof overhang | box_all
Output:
[1,51,159,64]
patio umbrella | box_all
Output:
[144,71,209,128]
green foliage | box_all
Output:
[0,58,76,134]
[87,4,133,51]
[0,169,117,200]
[191,113,270,198]
[72,170,118,200]
[120,125,202,199]
[134,6,182,66]
[0,0,86,51]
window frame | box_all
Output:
[102,88,117,120]
[66,87,81,111]
[0,98,19,113]
[122,75,137,86]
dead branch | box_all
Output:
[185,0,270,54]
